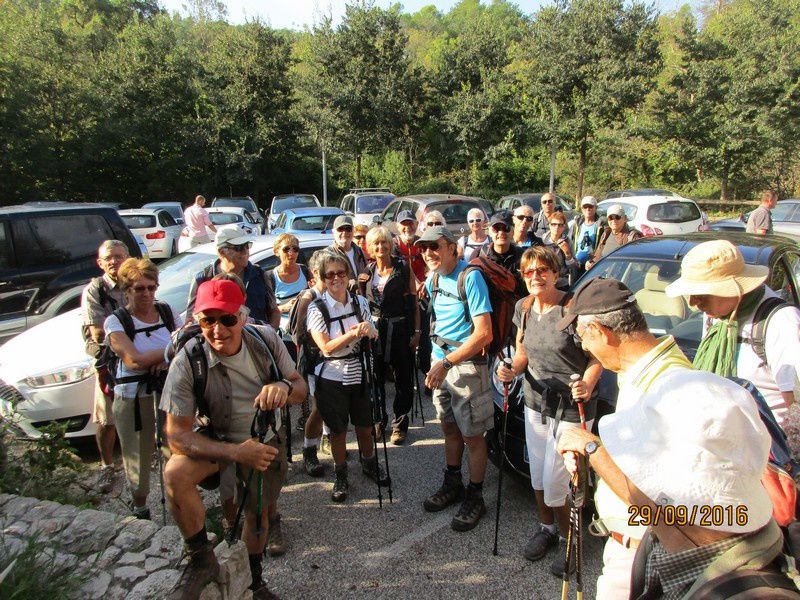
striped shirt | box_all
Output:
[307,292,373,385]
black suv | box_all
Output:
[0,203,141,344]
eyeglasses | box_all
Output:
[521,267,551,278]
[607,215,623,221]
[549,222,566,228]
[426,221,443,227]
[418,242,442,252]
[468,218,483,224]
[132,284,158,293]
[336,226,353,233]
[491,224,510,233]
[100,254,128,262]
[541,200,555,205]
[515,215,534,222]
[354,235,365,241]
[198,313,239,329]
[226,242,252,252]
[323,269,348,281]
[281,246,299,254]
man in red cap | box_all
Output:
[160,279,307,600]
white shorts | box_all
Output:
[523,406,593,507]
[596,537,637,600]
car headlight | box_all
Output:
[22,364,94,389]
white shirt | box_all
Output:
[307,292,373,385]
[344,247,357,277]
[457,234,490,262]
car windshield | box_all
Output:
[605,189,676,199]
[429,201,480,224]
[273,195,318,213]
[145,204,183,220]
[122,214,156,229]
[355,195,394,214]
[156,252,217,313]
[577,257,703,356]
[646,201,701,223]
[772,202,797,222]
[214,199,256,211]
[209,213,242,225]
[289,214,338,231]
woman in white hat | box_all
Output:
[664,239,800,425]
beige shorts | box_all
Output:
[92,378,115,426]
[432,362,494,437]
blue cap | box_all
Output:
[396,210,417,224]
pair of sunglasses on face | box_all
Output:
[225,242,252,253]
[515,214,534,223]
[198,313,239,329]
[607,215,624,221]
[491,224,510,233]
[426,221,443,227]
[323,269,348,281]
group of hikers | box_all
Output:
[79,190,800,599]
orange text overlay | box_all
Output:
[628,504,749,528]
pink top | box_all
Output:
[184,204,212,237]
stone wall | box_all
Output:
[0,493,252,599]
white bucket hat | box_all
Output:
[600,370,773,533]
[664,239,768,299]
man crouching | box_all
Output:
[160,279,307,599]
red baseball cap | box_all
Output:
[194,279,245,315]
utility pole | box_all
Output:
[322,145,328,207]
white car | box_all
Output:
[0,234,332,439]
[177,207,261,253]
[119,208,183,259]
[597,195,705,237]
[340,189,395,227]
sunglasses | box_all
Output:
[468,218,483,224]
[541,200,555,205]
[426,221,443,227]
[337,226,353,233]
[491,224,510,233]
[281,246,299,254]
[607,215,623,221]
[549,222,566,227]
[132,284,158,293]
[354,235,365,241]
[198,313,239,329]
[418,242,442,252]
[515,215,534,222]
[521,267,552,278]
[226,242,252,252]
[324,269,347,281]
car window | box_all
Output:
[598,202,637,221]
[244,212,256,224]
[296,244,329,269]
[214,199,257,212]
[646,202,701,223]
[290,214,338,231]
[770,256,792,303]
[430,202,476,224]
[156,251,217,312]
[158,212,177,227]
[122,215,157,229]
[14,214,115,267]
[355,194,394,214]
[772,203,798,223]
[275,213,287,228]
[0,222,12,269]
[273,196,318,213]
[382,200,401,221]
[209,213,243,226]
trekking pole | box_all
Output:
[414,349,425,426]
[368,339,393,503]
[570,374,587,431]
[361,343,384,508]
[561,495,576,600]
[492,357,512,556]
[252,409,274,537]
[149,377,167,526]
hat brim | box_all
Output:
[664,264,768,298]
[556,311,578,331]
[193,299,242,316]
[217,234,256,248]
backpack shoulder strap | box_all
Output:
[690,566,800,599]
[244,325,281,383]
[311,296,333,334]
[350,292,365,324]
[520,295,536,336]
[154,301,176,332]
[182,336,210,418]
[456,265,481,324]
[749,296,788,366]
[112,306,136,341]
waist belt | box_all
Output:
[611,532,641,549]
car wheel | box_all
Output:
[171,240,177,257]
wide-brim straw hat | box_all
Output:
[664,239,768,298]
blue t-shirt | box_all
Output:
[575,222,599,264]
[273,269,308,302]
[425,260,492,361]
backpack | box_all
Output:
[740,296,789,368]
[102,301,176,391]
[304,292,365,378]
[81,277,119,360]
[429,256,520,359]
[287,288,321,376]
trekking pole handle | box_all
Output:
[501,358,512,412]
[570,374,587,431]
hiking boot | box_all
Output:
[132,505,151,520]
[550,538,576,577]
[319,435,331,456]
[251,579,280,600]
[423,469,465,512]
[303,446,325,477]
[97,465,115,494]
[267,515,286,557]
[451,487,486,532]
[522,528,559,562]
[361,455,390,486]
[331,464,348,503]
[390,427,407,445]
[168,542,220,600]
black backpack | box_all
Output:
[305,291,365,378]
[81,277,119,361]
[739,296,789,368]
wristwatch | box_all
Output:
[280,378,294,396]
[442,357,454,370]
[585,439,601,456]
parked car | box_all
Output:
[597,195,705,237]
[270,206,345,235]
[0,203,142,345]
[177,207,261,253]
[212,196,265,233]
[0,233,332,439]
[339,189,395,227]
[497,193,576,222]
[603,188,681,200]
[267,194,320,232]
[489,231,800,476]
[119,208,183,259]
[709,199,800,238]
[379,194,492,237]
[142,201,185,225]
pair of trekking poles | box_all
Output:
[362,339,394,508]
[492,367,588,600]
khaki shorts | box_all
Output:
[113,392,156,503]
[92,378,115,426]
[218,428,288,512]
[432,362,494,437]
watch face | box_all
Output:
[585,441,599,455]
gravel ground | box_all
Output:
[78,393,603,599]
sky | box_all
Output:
[160,0,691,28]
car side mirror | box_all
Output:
[371,214,382,224]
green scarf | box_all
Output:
[692,287,765,377]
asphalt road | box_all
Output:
[79,395,604,599]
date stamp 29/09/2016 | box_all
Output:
[628,504,749,528]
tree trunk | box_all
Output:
[355,154,362,189]
[720,148,729,202]
[577,138,587,201]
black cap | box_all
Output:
[396,209,416,223]
[556,278,639,330]
[414,226,456,245]
[489,210,513,229]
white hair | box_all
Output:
[467,207,485,221]
[424,210,447,226]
